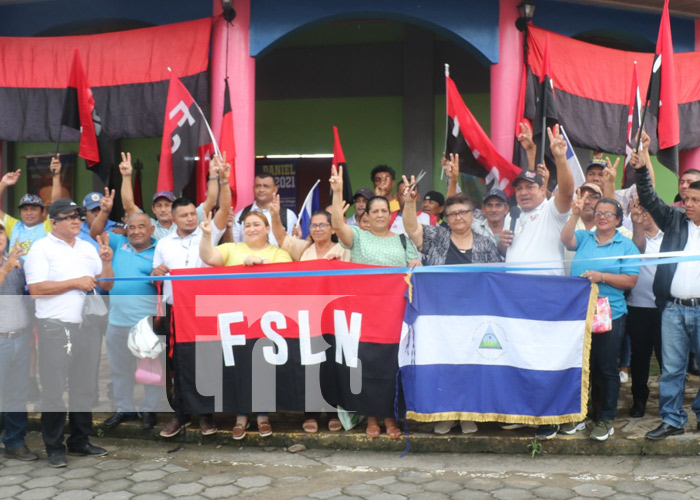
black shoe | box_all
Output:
[629,401,646,418]
[4,444,38,461]
[645,422,684,440]
[67,443,108,457]
[535,425,559,440]
[103,412,139,429]
[141,412,157,430]
[48,453,67,468]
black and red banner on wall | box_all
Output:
[170,261,408,416]
[523,24,697,173]
[0,17,211,143]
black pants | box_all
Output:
[37,320,100,455]
[162,304,212,422]
[627,306,663,405]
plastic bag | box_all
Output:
[135,357,165,386]
[128,317,165,359]
[592,297,612,333]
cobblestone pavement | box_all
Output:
[3,433,700,499]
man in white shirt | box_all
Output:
[499,125,574,277]
[233,173,297,246]
[24,198,114,468]
[152,161,231,438]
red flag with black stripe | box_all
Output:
[60,49,101,169]
[219,79,237,210]
[171,260,407,416]
[446,75,521,196]
[332,126,353,205]
[644,0,679,174]
[158,72,212,195]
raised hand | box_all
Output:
[536,163,549,188]
[517,122,536,153]
[341,200,351,216]
[100,187,115,214]
[269,194,280,218]
[401,174,419,201]
[571,189,588,217]
[2,244,26,272]
[1,170,21,187]
[119,152,133,177]
[547,124,567,159]
[603,157,619,185]
[199,211,213,235]
[219,151,230,182]
[630,194,644,225]
[50,155,62,176]
[96,233,113,262]
[329,164,343,194]
[443,153,459,181]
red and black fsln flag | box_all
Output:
[332,126,353,205]
[446,76,521,197]
[645,0,679,174]
[158,72,212,196]
[60,49,110,183]
[533,34,558,173]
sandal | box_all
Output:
[385,418,402,439]
[232,419,249,440]
[328,418,342,432]
[258,419,272,437]
[302,419,319,433]
[366,417,380,438]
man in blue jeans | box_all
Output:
[89,191,163,430]
[633,150,700,439]
[0,220,37,461]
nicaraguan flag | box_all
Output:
[400,271,595,425]
[298,179,321,239]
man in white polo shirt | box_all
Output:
[24,198,114,468]
[153,156,231,438]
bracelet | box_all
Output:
[208,177,218,181]
[52,172,59,177]
[220,180,229,185]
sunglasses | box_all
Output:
[53,213,84,222]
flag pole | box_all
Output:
[441,63,450,181]
[294,179,321,229]
[538,83,547,167]
[55,125,63,156]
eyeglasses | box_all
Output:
[446,209,472,220]
[594,211,616,219]
[53,213,84,222]
[310,223,330,230]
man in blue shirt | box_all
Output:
[91,195,162,430]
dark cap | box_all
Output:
[18,194,44,208]
[423,191,445,206]
[483,188,508,203]
[353,188,373,201]
[152,190,176,203]
[587,158,607,171]
[513,170,544,187]
[82,192,103,210]
[49,198,81,219]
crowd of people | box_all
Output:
[1,121,700,467]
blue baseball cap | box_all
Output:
[152,190,176,203]
[83,192,103,210]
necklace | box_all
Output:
[181,237,194,267]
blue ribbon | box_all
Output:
[99,252,700,282]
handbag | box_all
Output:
[82,289,109,318]
[592,296,612,333]
[135,357,165,386]
[128,317,165,359]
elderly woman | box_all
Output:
[330,165,419,438]
[268,195,349,433]
[199,210,292,440]
[561,196,640,441]
[402,180,502,435]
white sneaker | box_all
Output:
[460,421,478,434]
[434,421,457,434]
[619,370,629,383]
[559,421,586,435]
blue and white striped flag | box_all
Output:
[559,125,586,191]
[400,271,594,425]
[297,179,321,239]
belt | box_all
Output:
[672,297,700,307]
[0,330,24,339]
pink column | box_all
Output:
[678,20,700,174]
[211,0,255,209]
[489,0,522,161]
